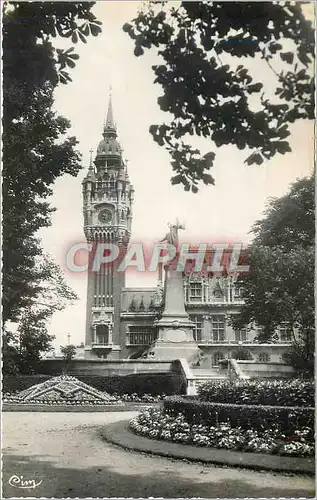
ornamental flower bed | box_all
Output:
[198,379,314,407]
[2,375,119,406]
[111,393,164,403]
[3,396,114,406]
[129,408,314,457]
[3,391,163,405]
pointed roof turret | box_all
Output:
[83,148,96,183]
[96,92,122,158]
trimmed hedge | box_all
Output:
[198,379,314,407]
[163,396,314,434]
[78,373,185,395]
[3,373,186,396]
[2,375,52,393]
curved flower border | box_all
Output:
[129,408,314,457]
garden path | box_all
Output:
[2,412,315,498]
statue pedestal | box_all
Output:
[147,268,200,363]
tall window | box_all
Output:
[190,315,202,341]
[235,328,248,342]
[211,315,225,341]
[258,352,270,362]
[96,324,109,344]
[278,323,292,341]
[128,325,157,345]
[213,278,223,299]
[233,286,244,299]
[189,282,203,302]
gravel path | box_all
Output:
[2,412,315,498]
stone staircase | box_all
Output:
[171,360,230,396]
[173,359,239,396]
[191,367,228,393]
[192,367,228,378]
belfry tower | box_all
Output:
[82,95,134,359]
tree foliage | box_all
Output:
[7,310,56,375]
[3,256,78,374]
[282,343,314,378]
[3,2,102,324]
[61,345,77,361]
[234,175,315,376]
[252,175,315,251]
[60,344,77,373]
[124,2,314,191]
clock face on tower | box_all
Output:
[98,209,112,224]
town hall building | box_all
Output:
[82,97,292,368]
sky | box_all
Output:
[37,1,315,348]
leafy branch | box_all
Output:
[124,1,314,190]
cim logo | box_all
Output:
[8,474,43,490]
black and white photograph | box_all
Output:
[1,0,315,498]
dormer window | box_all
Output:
[213,278,223,299]
[189,282,202,302]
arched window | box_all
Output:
[213,352,224,366]
[258,352,270,362]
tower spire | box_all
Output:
[104,88,116,135]
[89,148,94,168]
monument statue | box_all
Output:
[160,218,185,252]
[145,217,199,364]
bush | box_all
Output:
[2,375,52,393]
[198,379,314,407]
[163,396,314,434]
[72,373,184,395]
[3,372,185,396]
